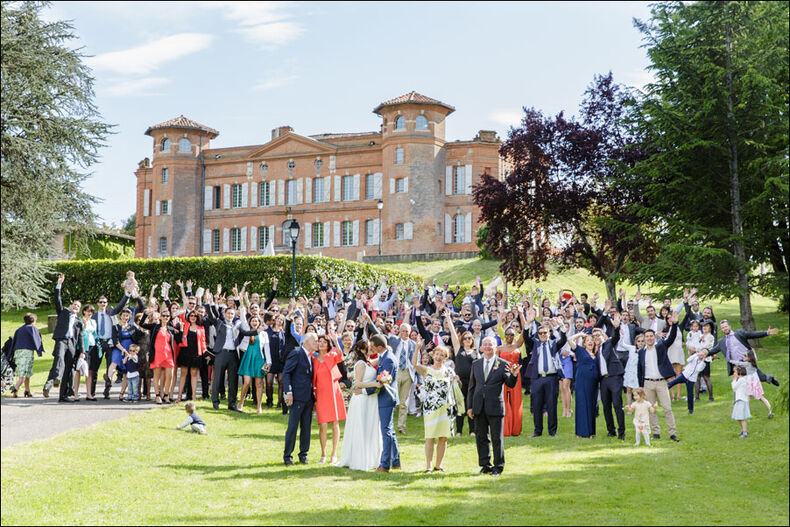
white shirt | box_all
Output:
[644,346,661,379]
[67,313,77,339]
[649,317,659,332]
[537,341,557,375]
[222,321,236,350]
[599,352,608,376]
[617,324,632,351]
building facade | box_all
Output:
[134,91,505,260]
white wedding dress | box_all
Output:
[335,361,382,471]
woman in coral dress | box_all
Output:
[313,332,347,464]
[497,323,524,437]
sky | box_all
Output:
[42,1,655,226]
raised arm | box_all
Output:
[54,274,65,314]
[446,310,461,353]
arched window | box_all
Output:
[394,115,406,130]
[416,115,428,130]
[453,214,465,244]
[160,138,171,152]
[178,138,191,153]
[395,147,404,164]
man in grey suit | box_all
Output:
[632,291,666,334]
[703,320,779,378]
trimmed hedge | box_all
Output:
[47,255,424,304]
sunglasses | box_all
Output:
[505,333,515,337]
[160,314,171,318]
[463,336,473,340]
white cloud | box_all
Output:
[202,1,305,48]
[489,109,524,128]
[104,77,171,97]
[251,74,299,92]
[86,33,214,76]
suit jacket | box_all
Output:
[466,356,518,417]
[632,305,667,334]
[91,292,131,338]
[52,286,83,344]
[387,336,417,381]
[524,328,567,380]
[708,329,768,375]
[637,324,678,386]
[366,349,398,408]
[598,331,624,376]
[282,345,314,403]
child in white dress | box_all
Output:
[627,388,657,446]
[731,366,751,438]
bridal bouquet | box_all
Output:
[377,371,396,399]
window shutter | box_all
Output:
[250,226,257,251]
[304,222,311,249]
[241,183,248,207]
[305,177,312,204]
[390,177,395,194]
[167,200,172,215]
[404,221,413,240]
[375,218,382,245]
[250,181,257,208]
[323,222,330,248]
[465,164,473,194]
[203,186,212,210]
[374,172,383,198]
[334,176,341,202]
[295,178,303,205]
[323,178,331,202]
[223,228,230,252]
[403,177,409,193]
[223,184,231,209]
[352,220,359,246]
[333,221,341,247]
[203,229,212,253]
[268,226,274,248]
[465,212,472,242]
[445,166,453,195]
[445,214,452,243]
[155,200,160,216]
[241,227,247,252]
[277,180,285,206]
[353,174,360,200]
[143,189,151,216]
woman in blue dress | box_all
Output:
[110,308,137,401]
[567,332,600,438]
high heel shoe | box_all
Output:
[11,387,18,397]
[24,391,32,398]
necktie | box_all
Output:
[542,342,549,374]
[434,334,439,347]
[484,359,490,381]
[398,341,408,370]
[99,312,106,336]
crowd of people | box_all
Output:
[4,269,782,474]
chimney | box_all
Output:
[271,126,294,140]
[475,130,498,142]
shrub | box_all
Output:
[47,255,424,304]
[777,381,789,416]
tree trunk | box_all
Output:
[604,277,617,305]
[725,18,756,334]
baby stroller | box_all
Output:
[1,337,15,396]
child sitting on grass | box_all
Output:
[627,388,656,446]
[177,402,207,434]
[731,365,751,438]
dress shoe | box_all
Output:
[669,435,680,442]
[58,397,77,403]
[770,377,780,387]
[529,433,542,438]
[42,380,53,398]
[398,429,406,435]
[618,434,625,440]
[212,402,220,410]
[549,433,557,437]
[391,465,401,470]
[229,407,243,413]
[284,460,294,466]
[375,466,389,473]
[479,466,492,474]
[607,432,616,437]
[491,469,502,477]
[652,434,660,440]
[299,458,308,465]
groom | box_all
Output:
[282,332,318,466]
[367,334,400,472]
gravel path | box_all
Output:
[1,396,160,449]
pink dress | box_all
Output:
[312,350,347,424]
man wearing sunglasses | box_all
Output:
[523,310,566,437]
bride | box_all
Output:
[335,340,382,471]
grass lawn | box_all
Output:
[1,268,788,525]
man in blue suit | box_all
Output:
[367,334,400,472]
[523,310,567,437]
[282,332,318,466]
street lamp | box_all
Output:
[377,199,384,256]
[287,219,300,298]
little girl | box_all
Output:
[730,350,774,419]
[731,365,751,438]
[627,387,657,446]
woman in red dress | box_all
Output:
[313,332,346,464]
[138,308,180,404]
[498,324,525,437]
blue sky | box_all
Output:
[43,1,654,226]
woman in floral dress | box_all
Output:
[412,341,455,473]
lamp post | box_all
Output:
[377,199,384,256]
[288,219,300,298]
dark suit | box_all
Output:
[46,285,83,399]
[282,346,314,463]
[597,331,625,438]
[89,293,134,396]
[206,309,245,408]
[524,329,567,436]
[467,356,518,472]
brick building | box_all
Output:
[134,91,506,260]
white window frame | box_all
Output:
[453,166,465,195]
[394,116,406,130]
[212,229,220,252]
[341,220,353,246]
[161,138,170,152]
[231,184,243,208]
[259,181,271,206]
[160,200,169,215]
[453,214,465,244]
[416,115,429,130]
[395,147,404,164]
[395,223,405,240]
[313,222,325,248]
[258,226,270,250]
[286,179,298,205]
[365,174,376,200]
[342,175,354,201]
[231,227,242,252]
[366,219,376,245]
[159,236,167,257]
[313,177,325,203]
[395,178,406,193]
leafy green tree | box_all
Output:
[1,1,111,308]
[629,1,789,327]
[121,213,136,237]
